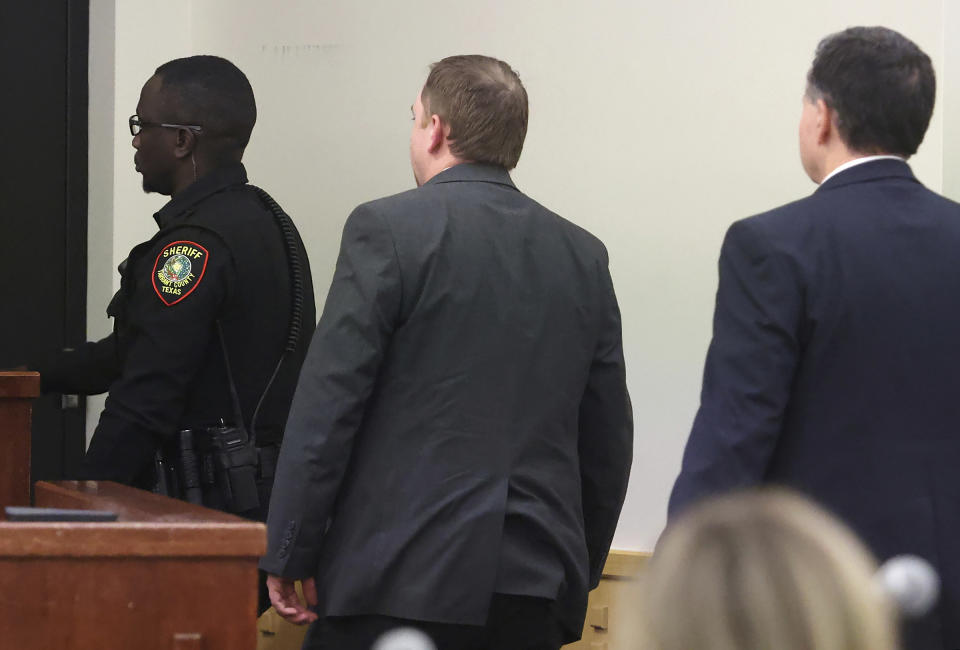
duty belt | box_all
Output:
[155,426,279,515]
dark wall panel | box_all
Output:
[0,1,89,479]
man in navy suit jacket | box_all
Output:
[669,27,958,649]
[261,55,632,650]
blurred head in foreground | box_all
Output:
[637,490,897,650]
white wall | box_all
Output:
[89,0,951,550]
[943,0,960,201]
[87,0,194,434]
[86,0,116,434]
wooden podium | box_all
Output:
[0,371,40,506]
[0,372,267,649]
[0,480,266,649]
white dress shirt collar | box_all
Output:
[819,155,905,185]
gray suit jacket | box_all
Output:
[261,163,632,641]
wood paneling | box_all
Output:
[0,555,257,648]
[0,480,265,649]
[563,550,649,650]
[0,371,41,398]
[0,371,40,506]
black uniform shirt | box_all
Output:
[43,163,315,484]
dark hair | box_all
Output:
[807,26,935,157]
[154,55,257,159]
[421,55,528,170]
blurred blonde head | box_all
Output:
[637,489,897,650]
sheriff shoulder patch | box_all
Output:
[152,240,209,306]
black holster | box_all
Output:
[153,318,286,519]
[155,425,262,515]
[200,422,260,514]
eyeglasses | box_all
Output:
[129,114,203,136]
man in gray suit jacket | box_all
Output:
[260,55,632,650]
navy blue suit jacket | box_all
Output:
[670,159,960,648]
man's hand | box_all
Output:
[267,574,319,625]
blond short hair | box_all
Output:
[636,490,897,650]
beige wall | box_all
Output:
[86,0,116,434]
[87,0,194,433]
[943,0,960,200]
[88,0,954,550]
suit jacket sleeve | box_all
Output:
[260,204,401,578]
[578,248,633,589]
[668,219,802,518]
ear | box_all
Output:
[814,97,832,145]
[427,114,444,153]
[173,128,198,160]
